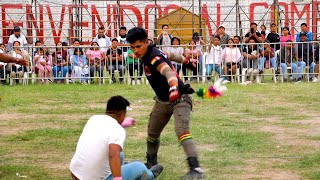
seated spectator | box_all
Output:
[72,48,89,84]
[167,37,184,74]
[278,40,298,82]
[206,35,228,83]
[62,41,68,51]
[313,43,320,82]
[260,24,270,40]
[221,38,242,81]
[266,23,280,51]
[296,23,312,42]
[244,22,262,43]
[32,40,42,58]
[86,41,105,83]
[7,41,29,84]
[107,38,124,83]
[259,39,277,74]
[67,39,82,75]
[127,48,143,85]
[52,41,68,83]
[34,48,53,83]
[182,39,200,83]
[295,32,314,82]
[0,43,6,85]
[243,38,260,81]
[280,27,294,47]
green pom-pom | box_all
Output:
[196,88,204,98]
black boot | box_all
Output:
[181,157,204,180]
[145,153,158,169]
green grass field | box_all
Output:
[0,82,320,180]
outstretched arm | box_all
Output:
[0,53,28,66]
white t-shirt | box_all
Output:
[98,37,111,52]
[8,34,28,48]
[207,45,222,65]
[70,115,126,180]
[167,47,184,65]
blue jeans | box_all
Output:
[199,55,203,80]
[259,57,277,71]
[52,66,68,80]
[280,63,297,78]
[297,61,306,78]
[205,64,225,81]
[106,152,154,180]
[173,63,181,74]
[309,62,316,79]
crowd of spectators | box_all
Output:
[0,22,319,86]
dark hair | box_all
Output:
[301,23,307,27]
[248,37,256,42]
[282,26,291,35]
[0,43,4,46]
[263,39,270,43]
[127,27,148,43]
[120,26,127,30]
[13,41,20,45]
[171,37,181,45]
[74,48,83,55]
[250,22,258,26]
[270,23,276,27]
[111,38,118,42]
[34,40,42,46]
[162,24,168,29]
[73,39,80,44]
[189,39,196,45]
[91,41,99,46]
[62,42,68,46]
[286,40,293,42]
[213,35,220,40]
[98,27,105,30]
[233,35,241,40]
[261,24,266,29]
[106,96,130,113]
[55,41,62,51]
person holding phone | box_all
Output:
[244,22,263,43]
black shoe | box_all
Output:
[259,70,263,74]
[296,77,302,83]
[145,153,158,169]
[180,168,204,180]
[283,78,288,82]
[150,164,164,178]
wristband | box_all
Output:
[113,177,122,180]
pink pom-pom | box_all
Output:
[121,117,136,128]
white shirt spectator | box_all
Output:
[70,115,126,180]
[7,34,28,51]
[167,46,184,65]
[93,35,111,52]
[207,45,222,65]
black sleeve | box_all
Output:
[106,49,111,55]
[245,33,249,38]
[117,48,123,55]
[315,47,319,63]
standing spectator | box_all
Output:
[0,43,6,85]
[7,26,28,52]
[205,35,228,83]
[243,38,260,81]
[280,27,294,47]
[244,22,262,43]
[192,32,206,81]
[259,39,277,74]
[86,41,105,83]
[278,40,298,82]
[167,37,184,74]
[296,23,312,42]
[52,41,68,83]
[157,24,172,52]
[183,40,200,83]
[93,27,111,52]
[295,32,314,82]
[216,26,230,46]
[117,26,129,60]
[233,35,242,46]
[127,48,143,85]
[221,38,242,81]
[260,24,270,40]
[266,23,280,51]
[107,38,124,83]
[7,41,29,84]
[72,48,89,84]
[69,96,163,180]
[34,48,53,83]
